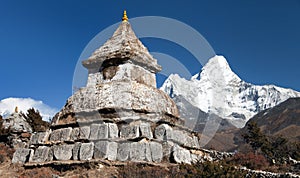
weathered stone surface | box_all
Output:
[168,130,187,145]
[139,123,153,139]
[31,146,52,162]
[12,148,32,163]
[79,142,94,161]
[130,142,151,162]
[150,142,163,163]
[98,123,108,139]
[72,142,81,160]
[108,123,118,138]
[172,145,191,164]
[53,144,74,161]
[2,112,32,133]
[60,128,72,141]
[49,129,60,142]
[162,141,174,159]
[79,126,90,140]
[30,132,49,144]
[184,136,200,149]
[154,124,172,141]
[120,125,139,139]
[70,127,80,141]
[94,141,118,161]
[117,142,130,161]
[89,124,100,140]
[82,21,162,73]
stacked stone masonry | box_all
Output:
[13,120,225,164]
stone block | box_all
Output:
[49,129,62,142]
[60,128,72,141]
[70,127,80,141]
[120,125,139,139]
[130,142,151,162]
[139,123,153,139]
[31,146,52,162]
[170,130,187,145]
[79,142,94,161]
[72,142,81,160]
[108,123,118,138]
[150,142,163,163]
[79,126,90,140]
[184,136,200,149]
[162,141,174,159]
[94,141,118,161]
[89,124,100,140]
[53,144,74,161]
[154,124,172,140]
[172,145,191,164]
[98,123,108,139]
[117,142,130,161]
[12,148,32,164]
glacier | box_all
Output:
[161,55,300,128]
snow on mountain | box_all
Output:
[161,55,300,128]
[0,97,58,121]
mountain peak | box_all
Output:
[196,55,241,84]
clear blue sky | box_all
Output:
[0,0,299,109]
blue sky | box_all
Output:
[0,0,299,110]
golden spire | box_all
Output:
[15,106,18,113]
[122,10,128,22]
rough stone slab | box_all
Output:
[169,130,187,145]
[79,142,94,161]
[89,124,100,140]
[72,142,81,160]
[162,141,174,159]
[70,127,80,141]
[94,141,118,161]
[154,124,172,141]
[79,126,90,140]
[184,136,200,149]
[30,132,46,145]
[117,142,130,161]
[130,142,151,162]
[120,125,139,139]
[172,145,191,164]
[53,144,74,161]
[98,123,108,139]
[108,123,118,138]
[49,129,62,142]
[60,128,72,141]
[12,148,32,164]
[150,142,163,163]
[30,146,52,162]
[139,123,153,139]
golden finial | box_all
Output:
[15,106,18,113]
[122,10,128,22]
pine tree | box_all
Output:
[23,108,50,132]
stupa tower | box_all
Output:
[12,11,205,165]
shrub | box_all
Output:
[230,152,269,170]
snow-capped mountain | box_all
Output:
[0,97,58,121]
[161,55,300,128]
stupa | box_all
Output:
[12,11,214,165]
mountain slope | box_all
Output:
[161,55,300,128]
